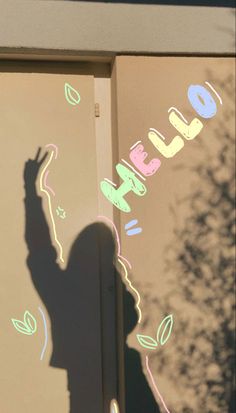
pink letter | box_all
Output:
[129,144,161,176]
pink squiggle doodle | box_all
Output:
[44,170,55,196]
[146,355,171,413]
[119,255,132,269]
[46,143,58,159]
[97,215,142,322]
[98,215,121,255]
[97,215,131,269]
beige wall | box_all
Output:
[111,56,235,412]
[0,1,234,412]
[0,1,235,58]
[0,72,104,412]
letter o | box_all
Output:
[187,85,217,119]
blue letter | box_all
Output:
[188,85,217,119]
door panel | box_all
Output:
[0,72,104,413]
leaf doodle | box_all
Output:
[136,334,158,350]
[24,311,37,334]
[64,82,81,106]
[11,310,37,336]
[156,314,173,346]
[11,320,32,335]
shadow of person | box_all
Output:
[123,291,160,412]
[23,148,160,413]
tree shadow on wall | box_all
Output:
[23,152,160,413]
[141,72,235,412]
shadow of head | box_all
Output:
[67,222,116,271]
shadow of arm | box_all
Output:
[23,149,59,297]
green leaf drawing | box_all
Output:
[24,311,37,334]
[64,83,81,106]
[136,334,158,350]
[11,310,37,335]
[11,319,32,335]
[156,314,173,346]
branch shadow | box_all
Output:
[141,71,235,412]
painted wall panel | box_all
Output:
[0,72,104,413]
[108,56,235,413]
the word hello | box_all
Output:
[100,83,222,212]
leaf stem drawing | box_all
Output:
[38,306,48,361]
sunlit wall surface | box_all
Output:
[110,56,235,413]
